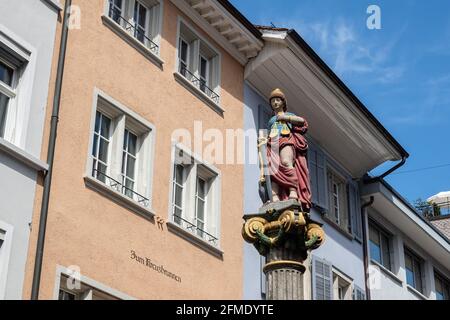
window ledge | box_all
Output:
[0,138,48,172]
[101,15,164,69]
[84,175,155,220]
[173,72,224,116]
[407,285,428,300]
[370,260,403,285]
[166,221,223,259]
[322,215,355,241]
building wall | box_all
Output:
[306,209,366,296]
[242,82,366,300]
[242,82,267,299]
[367,208,450,300]
[0,0,59,299]
[22,0,245,300]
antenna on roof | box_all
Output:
[270,22,276,28]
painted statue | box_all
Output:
[258,88,312,211]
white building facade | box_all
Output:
[0,0,60,299]
[362,180,450,300]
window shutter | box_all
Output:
[349,181,362,240]
[312,255,333,300]
[190,39,200,76]
[316,149,328,209]
[308,145,318,205]
[353,285,366,300]
[210,55,220,93]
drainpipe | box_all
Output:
[364,155,408,184]
[31,0,72,300]
[361,196,374,300]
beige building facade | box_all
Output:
[23,0,262,300]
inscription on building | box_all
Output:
[130,250,182,283]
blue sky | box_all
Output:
[231,0,450,204]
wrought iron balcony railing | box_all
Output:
[93,169,150,208]
[108,4,159,55]
[416,201,450,218]
[173,214,219,246]
[179,65,220,105]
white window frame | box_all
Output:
[175,17,222,108]
[0,221,13,300]
[168,142,222,247]
[85,88,156,214]
[434,270,450,300]
[368,219,392,271]
[0,57,17,139]
[103,0,163,59]
[327,166,348,230]
[53,265,134,300]
[0,26,36,149]
[332,268,353,300]
[404,247,425,294]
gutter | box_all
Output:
[364,155,408,184]
[31,0,71,300]
[361,196,374,300]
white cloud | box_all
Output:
[298,19,406,84]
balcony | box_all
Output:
[179,65,220,105]
[92,169,150,208]
[416,201,450,218]
[173,214,219,246]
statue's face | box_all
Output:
[271,97,284,111]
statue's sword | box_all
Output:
[258,130,273,204]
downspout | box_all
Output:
[31,0,72,300]
[361,196,374,300]
[364,155,408,184]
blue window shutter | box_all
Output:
[312,255,333,300]
[316,148,328,210]
[349,181,362,240]
[308,144,318,205]
[353,285,366,300]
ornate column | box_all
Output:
[242,200,325,300]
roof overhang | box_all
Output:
[170,0,263,65]
[245,28,407,177]
[362,181,450,271]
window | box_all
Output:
[0,230,4,251]
[177,21,221,104]
[88,92,154,209]
[106,0,161,54]
[92,111,112,183]
[327,168,349,231]
[0,52,21,142]
[58,275,118,300]
[170,146,220,246]
[172,164,185,225]
[0,225,12,300]
[404,248,424,293]
[332,270,352,300]
[434,272,450,300]
[369,221,392,271]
